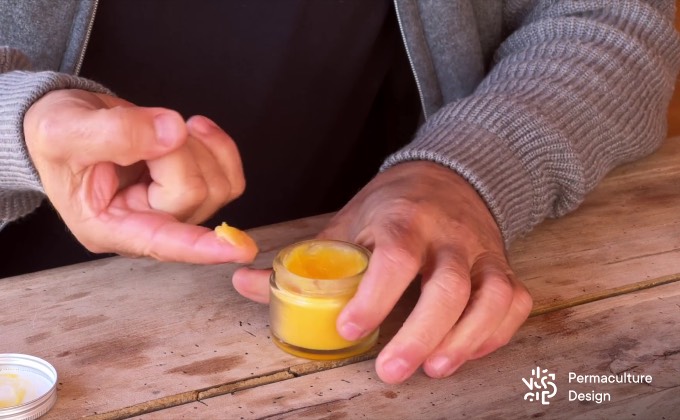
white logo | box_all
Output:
[523,366,557,405]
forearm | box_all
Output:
[383,0,680,246]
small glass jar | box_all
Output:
[269,239,378,360]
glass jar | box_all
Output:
[269,239,378,360]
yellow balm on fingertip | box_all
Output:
[214,222,258,252]
[269,240,378,360]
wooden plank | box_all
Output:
[511,137,680,311]
[2,216,421,420]
[1,217,327,419]
[135,281,680,419]
[668,5,680,137]
[0,138,678,418]
[669,75,680,137]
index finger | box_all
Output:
[336,229,424,342]
[375,249,471,383]
[81,206,257,264]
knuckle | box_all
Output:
[34,112,59,139]
[514,286,534,316]
[403,332,437,355]
[378,244,420,276]
[230,175,246,199]
[486,334,512,351]
[380,220,412,244]
[383,198,425,228]
[30,114,65,158]
[389,196,419,213]
[180,176,209,204]
[208,175,232,204]
[484,274,515,304]
[431,265,470,301]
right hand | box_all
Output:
[23,89,257,263]
[234,162,532,383]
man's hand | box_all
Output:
[24,89,256,263]
[233,161,532,383]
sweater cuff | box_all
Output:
[0,70,111,222]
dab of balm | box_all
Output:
[0,373,29,408]
[214,222,258,252]
[269,240,378,360]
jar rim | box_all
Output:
[272,239,371,295]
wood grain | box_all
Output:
[133,281,680,419]
[1,219,325,419]
[0,8,677,420]
[511,138,680,312]
[1,137,679,419]
[668,4,680,137]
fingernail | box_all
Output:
[428,356,452,378]
[192,116,218,135]
[154,113,179,147]
[383,358,410,383]
[339,322,365,341]
[428,356,463,378]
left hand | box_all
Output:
[24,89,254,263]
[233,161,532,383]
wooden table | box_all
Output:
[2,138,679,419]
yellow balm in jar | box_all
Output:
[269,240,378,360]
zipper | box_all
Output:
[393,0,428,121]
[74,0,99,76]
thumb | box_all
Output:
[232,267,271,304]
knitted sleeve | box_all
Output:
[382,0,680,247]
[0,47,110,223]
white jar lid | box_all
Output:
[0,354,57,420]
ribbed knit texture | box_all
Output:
[384,0,680,247]
[1,0,679,250]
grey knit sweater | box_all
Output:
[1,0,679,247]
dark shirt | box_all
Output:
[0,0,420,276]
